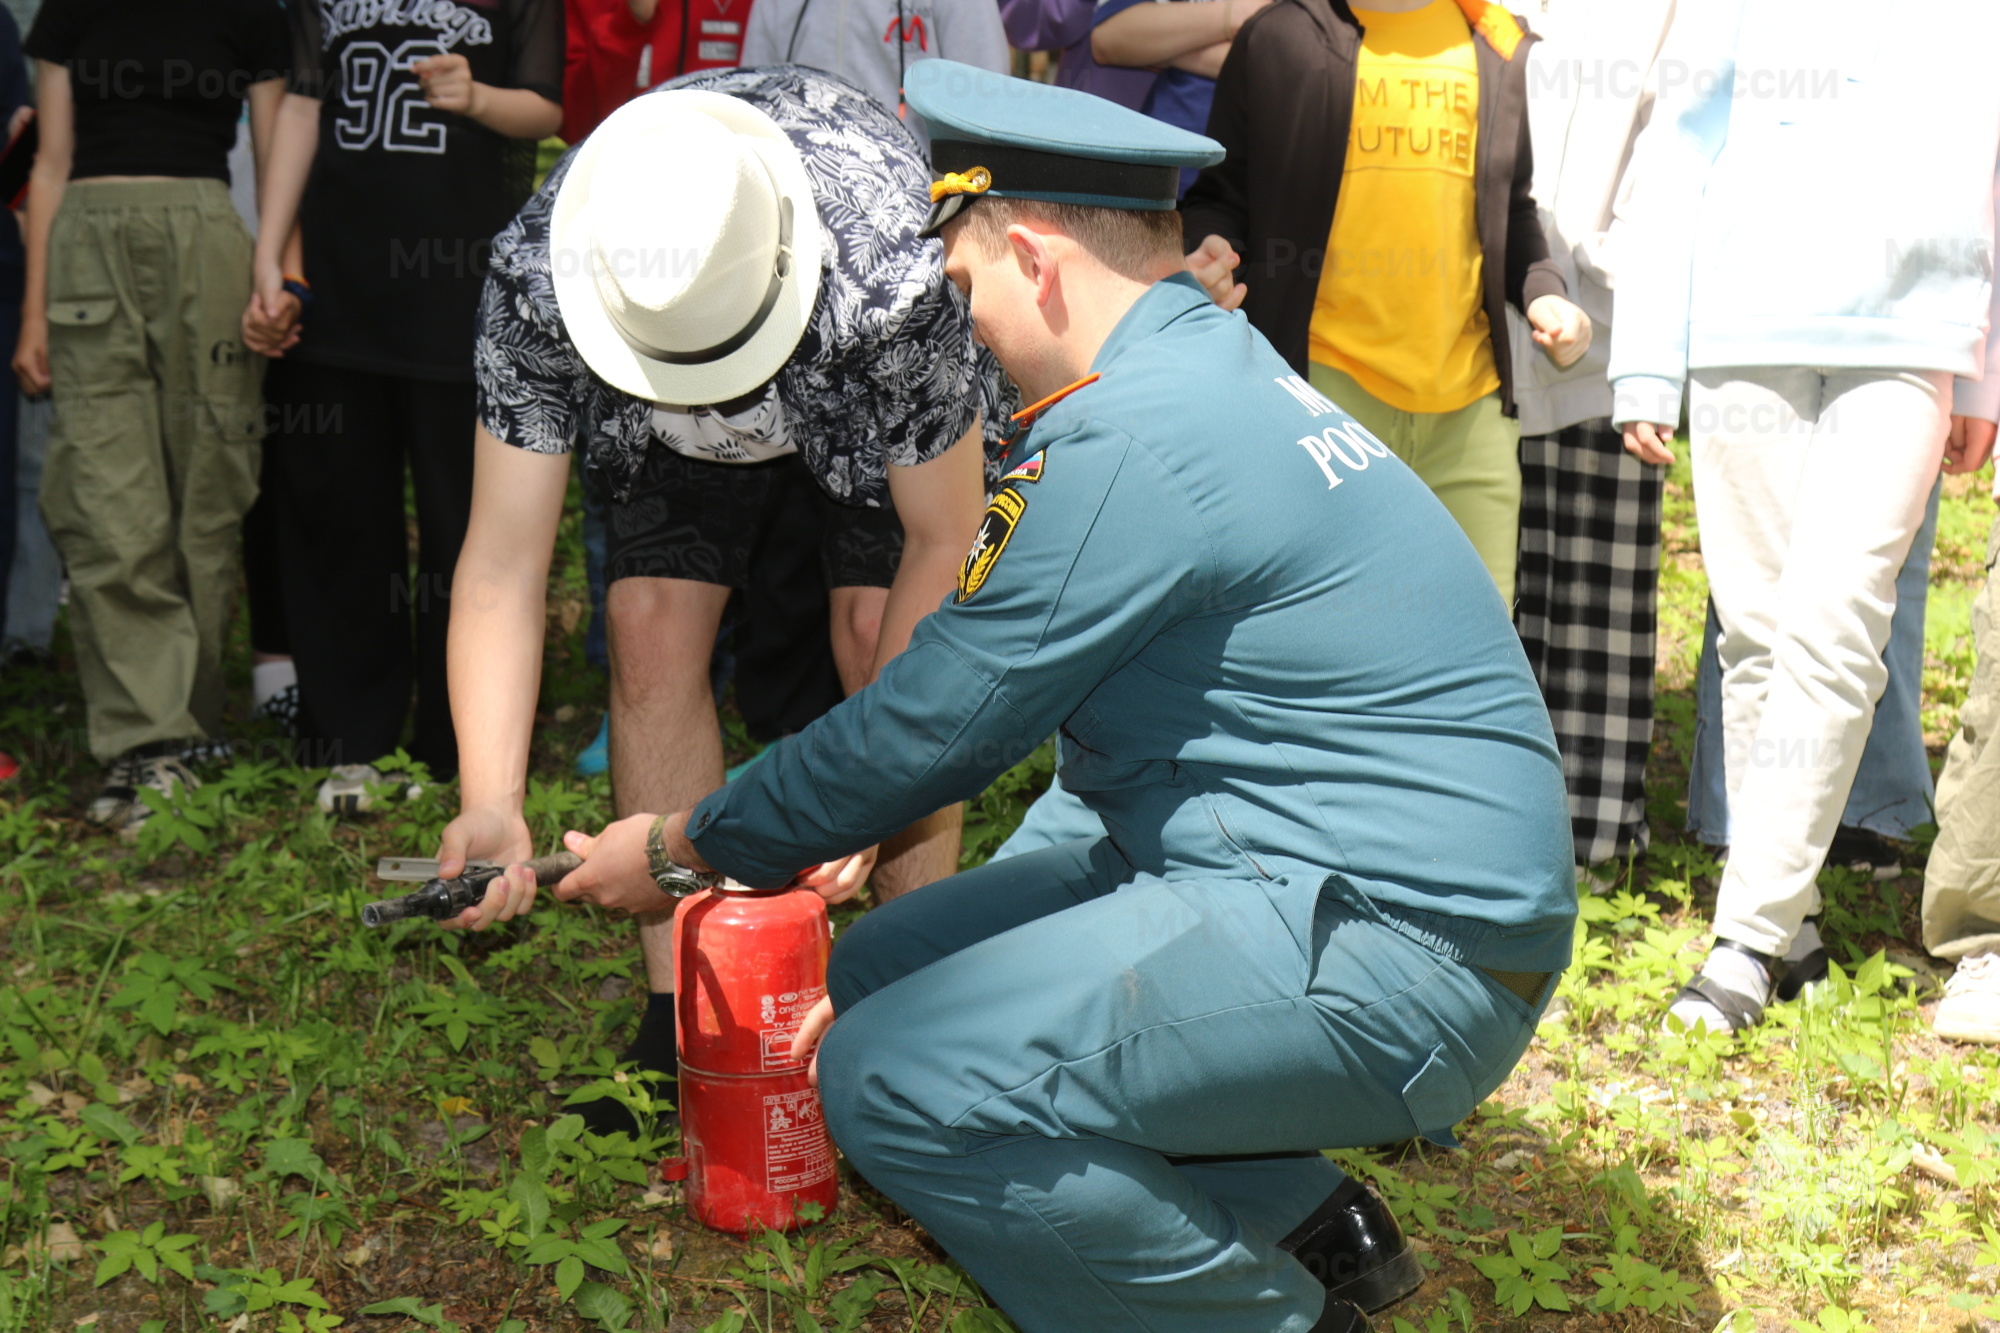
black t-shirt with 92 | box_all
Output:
[25,0,290,182]
[288,0,563,383]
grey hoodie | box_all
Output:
[742,0,1010,122]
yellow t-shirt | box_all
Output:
[1308,0,1499,414]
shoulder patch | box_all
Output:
[1001,450,1045,485]
[956,486,1029,603]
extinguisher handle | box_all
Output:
[522,850,584,883]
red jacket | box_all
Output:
[562,0,751,143]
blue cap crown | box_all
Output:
[904,59,1224,234]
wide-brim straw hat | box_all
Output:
[551,90,824,405]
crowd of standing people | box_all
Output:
[2,0,1999,1075]
[4,1,1999,1327]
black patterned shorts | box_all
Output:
[604,443,904,590]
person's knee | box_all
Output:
[826,909,906,1012]
[838,592,884,653]
[607,579,725,688]
[814,1007,906,1173]
[828,586,887,679]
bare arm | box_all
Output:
[1167,41,1233,79]
[1092,0,1266,70]
[248,93,320,331]
[246,76,284,179]
[874,419,988,678]
[13,61,71,396]
[436,426,573,883]
[240,79,306,355]
[628,0,660,18]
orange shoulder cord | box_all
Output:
[1450,0,1523,59]
[1009,373,1102,433]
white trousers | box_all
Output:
[1690,367,1950,955]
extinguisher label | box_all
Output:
[757,986,828,1071]
[763,1089,836,1193]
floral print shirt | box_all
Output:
[474,64,1017,506]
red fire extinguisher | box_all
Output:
[670,884,839,1234]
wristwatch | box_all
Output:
[646,815,723,898]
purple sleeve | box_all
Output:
[998,0,1096,54]
[1091,0,1155,29]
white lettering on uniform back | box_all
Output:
[1297,433,1343,488]
[1275,375,1338,417]
[1295,422,1391,490]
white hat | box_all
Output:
[550,90,824,406]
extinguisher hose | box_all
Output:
[360,850,584,927]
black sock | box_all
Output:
[620,993,678,1076]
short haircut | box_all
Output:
[955,197,1184,281]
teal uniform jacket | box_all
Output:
[689,274,1576,973]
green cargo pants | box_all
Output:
[41,180,263,762]
[1925,511,2000,959]
[1309,362,1522,605]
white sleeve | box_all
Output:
[1952,142,2000,425]
[1605,0,1741,426]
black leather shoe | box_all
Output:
[1279,1179,1423,1314]
[1310,1297,1372,1332]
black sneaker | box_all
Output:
[1279,1179,1423,1314]
[87,744,200,840]
[572,1004,680,1138]
[1827,825,1903,880]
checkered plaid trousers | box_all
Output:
[1515,420,1664,867]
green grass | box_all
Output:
[0,462,1995,1332]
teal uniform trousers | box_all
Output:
[690,276,1576,1331]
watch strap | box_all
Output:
[645,813,720,896]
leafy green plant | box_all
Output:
[1389,1288,1474,1333]
[522,1216,630,1300]
[1789,1305,1877,1333]
[92,1222,199,1285]
[197,1264,343,1332]
[1583,1252,1700,1313]
[1470,1227,1573,1314]
[106,950,233,1035]
[356,1297,467,1332]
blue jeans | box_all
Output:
[1687,478,1940,843]
[819,837,1552,1333]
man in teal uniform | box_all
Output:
[539,61,1576,1333]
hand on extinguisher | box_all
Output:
[789,996,837,1088]
[555,814,683,914]
[789,846,880,904]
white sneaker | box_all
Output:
[1934,952,2000,1045]
[88,753,200,840]
[315,763,410,816]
